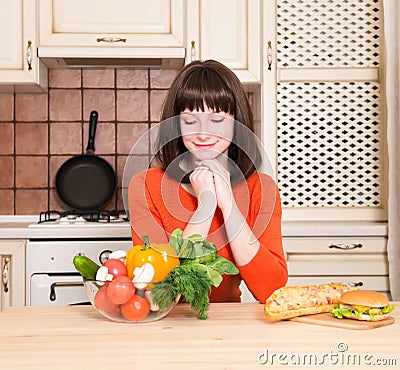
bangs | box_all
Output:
[174,67,235,115]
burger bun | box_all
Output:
[340,290,389,307]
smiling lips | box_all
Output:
[194,142,217,149]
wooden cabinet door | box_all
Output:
[39,0,184,48]
[262,0,386,222]
[0,0,46,88]
[186,0,261,83]
[0,240,25,311]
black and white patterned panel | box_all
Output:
[277,0,381,68]
[277,82,381,208]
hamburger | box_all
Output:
[331,290,395,321]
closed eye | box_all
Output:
[183,120,197,125]
[211,118,225,123]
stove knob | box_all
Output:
[99,250,113,264]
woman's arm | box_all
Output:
[236,179,288,303]
[128,171,169,244]
[199,159,261,265]
[182,167,217,238]
[203,160,287,302]
[221,201,260,266]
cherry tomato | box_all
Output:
[94,284,121,317]
[107,275,135,305]
[121,294,151,322]
[126,236,180,283]
[103,258,128,278]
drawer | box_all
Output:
[283,237,386,254]
[287,254,388,275]
[287,276,390,292]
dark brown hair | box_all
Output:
[154,60,261,182]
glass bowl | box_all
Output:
[84,279,180,323]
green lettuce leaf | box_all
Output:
[331,303,396,320]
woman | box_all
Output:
[128,60,287,303]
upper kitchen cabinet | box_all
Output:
[261,0,386,222]
[0,0,47,92]
[186,0,261,84]
[38,0,185,68]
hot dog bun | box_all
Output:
[264,283,358,321]
[265,303,335,321]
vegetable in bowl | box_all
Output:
[84,279,180,323]
[73,228,239,321]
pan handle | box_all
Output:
[86,110,99,154]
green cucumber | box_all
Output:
[73,254,100,280]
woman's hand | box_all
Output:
[189,166,215,198]
[189,167,217,222]
[196,159,233,216]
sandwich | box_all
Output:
[331,290,395,321]
[264,283,358,321]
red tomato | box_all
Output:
[103,258,128,278]
[121,294,151,322]
[94,284,121,317]
[107,275,135,305]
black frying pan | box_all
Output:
[55,111,117,211]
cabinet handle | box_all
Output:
[50,281,84,301]
[267,41,273,71]
[96,37,127,43]
[190,40,197,62]
[2,257,10,293]
[335,281,364,287]
[25,40,32,71]
[328,243,364,250]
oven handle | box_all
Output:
[50,281,84,301]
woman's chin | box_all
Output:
[191,149,220,161]
[193,153,219,161]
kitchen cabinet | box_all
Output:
[284,236,390,298]
[0,240,25,311]
[38,0,185,67]
[0,0,47,91]
[186,0,261,84]
[256,1,390,300]
[261,0,386,222]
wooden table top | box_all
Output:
[0,302,398,369]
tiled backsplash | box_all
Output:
[0,68,179,215]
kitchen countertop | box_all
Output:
[0,216,388,239]
[0,215,133,239]
[0,302,398,369]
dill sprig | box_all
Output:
[152,264,213,320]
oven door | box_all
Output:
[30,274,88,306]
[26,239,133,306]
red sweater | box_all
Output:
[128,166,287,303]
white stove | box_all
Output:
[26,209,133,306]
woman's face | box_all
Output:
[179,106,234,161]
